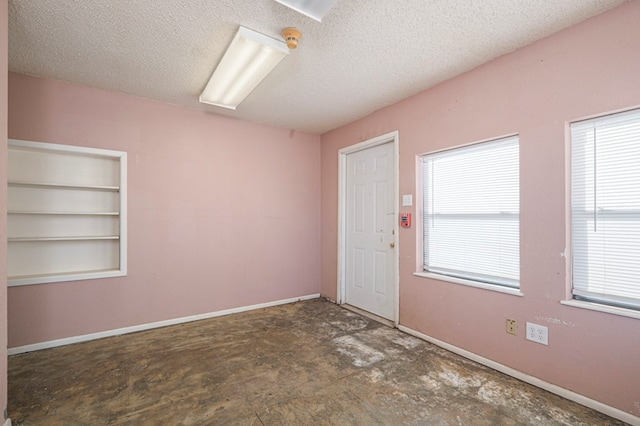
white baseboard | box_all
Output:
[398,325,640,426]
[8,294,321,356]
[4,418,11,426]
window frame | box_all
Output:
[568,108,640,315]
[418,135,521,294]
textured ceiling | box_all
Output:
[8,0,626,134]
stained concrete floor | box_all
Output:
[9,298,626,425]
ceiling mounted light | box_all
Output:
[274,0,338,22]
[200,26,289,110]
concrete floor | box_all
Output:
[9,298,625,425]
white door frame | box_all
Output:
[338,130,400,326]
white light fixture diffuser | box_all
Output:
[200,27,289,110]
[275,0,338,22]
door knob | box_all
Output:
[390,242,395,248]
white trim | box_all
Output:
[9,270,126,287]
[398,325,640,426]
[9,138,126,158]
[3,418,11,426]
[337,131,400,326]
[413,272,524,297]
[561,299,640,320]
[8,294,320,356]
[419,132,520,157]
[119,148,128,277]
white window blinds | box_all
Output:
[422,136,520,288]
[571,108,640,310]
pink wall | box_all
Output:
[8,73,321,348]
[321,1,640,418]
[1,0,9,417]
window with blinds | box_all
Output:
[571,108,640,311]
[422,136,520,289]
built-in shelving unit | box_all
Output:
[7,139,127,286]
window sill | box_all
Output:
[413,272,523,297]
[560,299,640,320]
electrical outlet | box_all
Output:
[506,318,517,335]
[526,322,548,345]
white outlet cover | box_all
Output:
[526,322,549,345]
[402,194,413,206]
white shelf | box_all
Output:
[9,236,120,242]
[8,181,120,191]
[8,139,127,286]
[8,211,120,216]
[8,269,126,287]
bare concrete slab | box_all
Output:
[8,298,626,425]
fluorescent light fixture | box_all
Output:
[274,0,338,22]
[200,26,289,110]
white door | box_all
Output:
[344,141,395,320]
